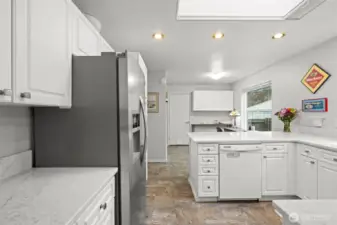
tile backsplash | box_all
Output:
[0,150,32,180]
[0,107,32,158]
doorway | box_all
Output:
[168,93,190,145]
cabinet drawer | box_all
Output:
[300,145,320,158]
[198,155,218,165]
[199,165,218,176]
[198,176,219,197]
[76,181,114,225]
[264,144,287,153]
[198,144,218,154]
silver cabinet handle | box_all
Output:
[263,156,267,158]
[207,170,211,173]
[20,92,31,99]
[273,147,277,150]
[99,202,107,210]
[0,89,12,96]
[310,161,315,164]
[206,148,211,151]
[207,186,211,189]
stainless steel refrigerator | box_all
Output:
[33,52,148,225]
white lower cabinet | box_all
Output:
[75,178,115,225]
[198,176,219,197]
[262,153,288,196]
[318,160,337,199]
[297,154,318,199]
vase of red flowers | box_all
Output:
[274,108,298,133]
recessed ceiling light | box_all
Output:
[207,72,229,80]
[272,32,286,39]
[153,33,164,40]
[212,32,224,39]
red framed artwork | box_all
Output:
[301,64,331,94]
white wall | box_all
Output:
[147,71,167,162]
[0,107,31,158]
[233,37,337,137]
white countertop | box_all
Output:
[273,200,337,224]
[188,131,337,152]
[0,167,118,225]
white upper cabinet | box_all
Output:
[262,153,288,196]
[70,4,101,56]
[192,90,233,111]
[0,0,12,103]
[101,37,114,53]
[13,0,71,106]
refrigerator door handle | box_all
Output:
[139,96,147,164]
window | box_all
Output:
[242,83,272,131]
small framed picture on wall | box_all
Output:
[148,92,159,113]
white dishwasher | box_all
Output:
[219,144,262,200]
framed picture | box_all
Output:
[148,92,159,113]
[302,98,328,112]
[301,64,331,94]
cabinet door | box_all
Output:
[0,0,12,103]
[297,155,318,199]
[318,161,337,199]
[262,154,288,196]
[13,0,71,106]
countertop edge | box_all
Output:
[188,135,337,152]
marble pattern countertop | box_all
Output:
[273,200,337,224]
[188,131,337,152]
[0,167,118,225]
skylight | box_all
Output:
[177,0,327,20]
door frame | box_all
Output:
[168,92,191,146]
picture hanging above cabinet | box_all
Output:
[192,90,234,111]
[301,64,331,94]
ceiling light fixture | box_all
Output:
[207,72,229,80]
[272,32,286,39]
[212,32,224,39]
[153,33,164,40]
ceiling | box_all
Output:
[73,0,337,85]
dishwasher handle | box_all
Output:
[220,149,262,153]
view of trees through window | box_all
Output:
[247,85,272,131]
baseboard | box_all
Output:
[148,159,167,163]
[259,195,299,201]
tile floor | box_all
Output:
[146,146,282,225]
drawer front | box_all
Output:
[198,155,218,165]
[198,144,218,154]
[264,144,287,153]
[198,176,219,197]
[300,145,319,158]
[199,165,218,176]
[76,180,114,225]
[320,152,337,165]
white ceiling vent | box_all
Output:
[177,0,327,20]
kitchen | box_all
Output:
[1,0,337,225]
